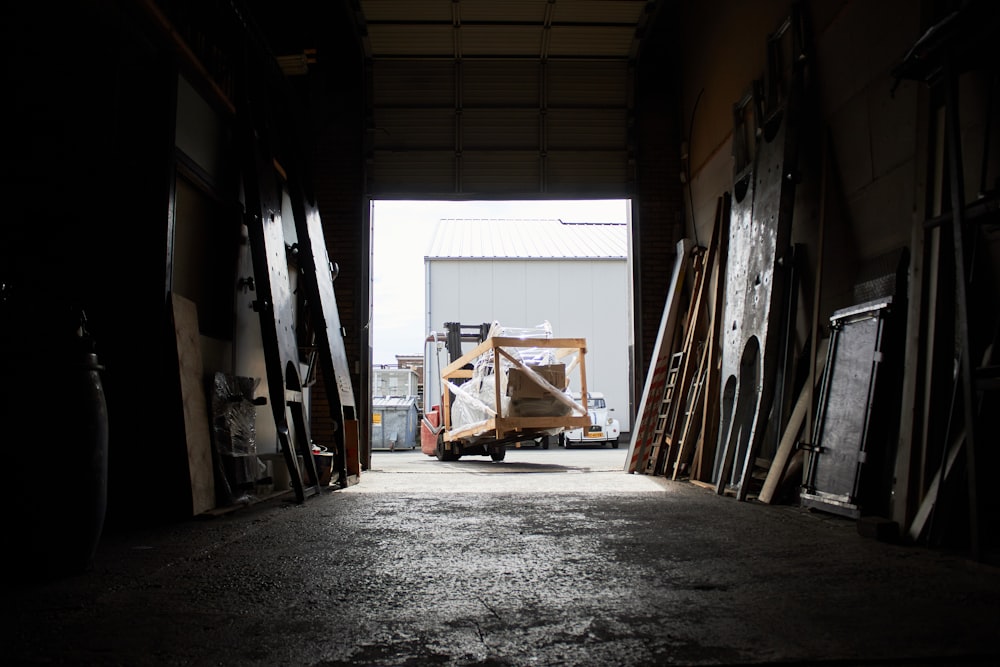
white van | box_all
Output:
[561,392,621,448]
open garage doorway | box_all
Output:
[370,199,634,469]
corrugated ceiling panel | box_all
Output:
[463,109,538,149]
[368,25,454,56]
[460,26,541,57]
[546,150,628,189]
[548,26,636,57]
[547,61,628,105]
[362,0,649,26]
[374,109,454,150]
[359,0,647,197]
[460,0,546,23]
[373,61,454,106]
[462,61,539,106]
[552,0,649,24]
[361,1,452,22]
[460,151,541,193]
[546,109,626,149]
[371,151,455,194]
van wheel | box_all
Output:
[610,439,619,449]
[541,435,550,450]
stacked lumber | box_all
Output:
[630,193,829,507]
[627,194,730,480]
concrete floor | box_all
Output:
[4,445,999,666]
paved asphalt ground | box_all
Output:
[4,442,1000,666]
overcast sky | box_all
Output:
[371,199,629,366]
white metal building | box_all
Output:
[425,218,632,431]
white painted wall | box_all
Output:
[426,257,632,430]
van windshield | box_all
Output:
[587,397,606,409]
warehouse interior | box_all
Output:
[2,0,998,585]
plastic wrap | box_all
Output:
[210,372,261,501]
[449,321,582,434]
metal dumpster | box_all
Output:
[372,395,419,450]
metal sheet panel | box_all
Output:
[373,61,454,106]
[460,150,542,193]
[463,109,539,149]
[463,61,540,106]
[368,25,455,57]
[547,61,628,106]
[371,150,456,194]
[546,109,627,149]
[558,0,649,24]
[374,108,455,150]
[801,299,898,518]
[359,0,645,197]
[461,26,542,57]
[361,1,452,22]
[426,218,627,259]
[549,26,638,57]
[546,150,629,190]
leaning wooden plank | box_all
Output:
[672,348,709,480]
[625,238,696,473]
[170,292,216,516]
[691,193,731,482]
[697,339,725,480]
[907,429,964,542]
[660,249,709,476]
[757,338,828,505]
[670,196,727,478]
[892,219,926,527]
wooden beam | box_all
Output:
[907,429,964,543]
[170,293,216,516]
[671,195,727,479]
[692,193,731,482]
[626,238,696,473]
[758,339,828,504]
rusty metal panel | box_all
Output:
[714,83,761,487]
[715,8,807,500]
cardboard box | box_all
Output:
[507,363,566,399]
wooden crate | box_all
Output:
[440,336,592,444]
